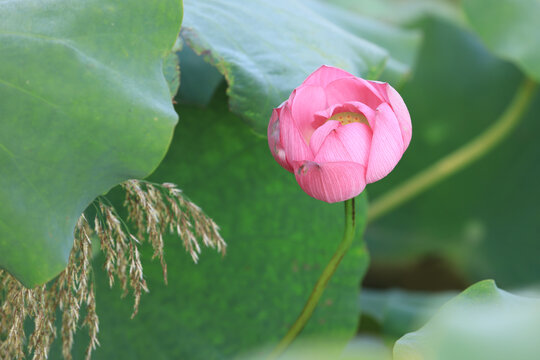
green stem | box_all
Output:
[368,78,537,223]
[267,198,357,359]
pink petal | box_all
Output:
[314,101,376,129]
[386,84,412,150]
[280,103,314,164]
[309,120,341,155]
[325,77,385,109]
[335,122,372,166]
[368,80,391,102]
[311,121,372,165]
[311,104,373,166]
[267,107,293,172]
[290,85,327,140]
[294,161,367,203]
[314,127,353,163]
[302,65,355,87]
[369,82,412,150]
[366,103,405,183]
[325,77,384,109]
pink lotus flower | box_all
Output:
[268,65,412,203]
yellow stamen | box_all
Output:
[328,112,368,126]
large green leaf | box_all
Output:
[308,1,421,86]
[394,280,540,360]
[360,289,455,340]
[0,0,182,287]
[463,0,540,81]
[64,91,370,359]
[366,15,540,287]
[180,0,419,132]
[361,286,540,342]
[326,0,462,27]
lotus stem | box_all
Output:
[267,198,357,359]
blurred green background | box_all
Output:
[40,0,540,358]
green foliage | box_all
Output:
[5,0,540,358]
[327,0,463,26]
[394,281,540,360]
[176,44,223,105]
[463,0,540,81]
[164,39,183,98]
[360,289,454,340]
[306,1,421,86]
[181,0,420,132]
[239,336,392,360]
[0,0,182,287]
[66,3,422,357]
[366,15,540,287]
[63,92,370,359]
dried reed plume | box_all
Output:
[0,180,225,359]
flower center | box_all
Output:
[328,112,369,126]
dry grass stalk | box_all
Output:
[122,180,226,283]
[0,217,96,360]
[0,180,225,360]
